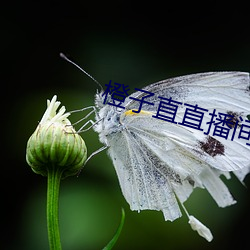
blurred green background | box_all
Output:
[2,1,250,250]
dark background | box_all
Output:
[2,1,250,250]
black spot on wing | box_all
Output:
[226,111,243,128]
[186,177,195,186]
[199,136,225,157]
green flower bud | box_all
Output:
[26,95,87,178]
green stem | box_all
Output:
[47,165,63,250]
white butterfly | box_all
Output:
[89,72,250,241]
[61,53,250,242]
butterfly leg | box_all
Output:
[85,145,108,165]
[77,145,108,176]
[70,106,96,125]
[77,119,99,132]
[68,106,101,132]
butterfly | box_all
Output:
[61,55,250,241]
[92,72,250,241]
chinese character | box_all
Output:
[129,88,154,113]
[229,115,243,141]
[205,112,235,140]
[238,119,250,146]
[152,96,182,123]
[102,80,130,108]
[178,103,208,131]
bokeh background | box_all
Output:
[2,1,250,250]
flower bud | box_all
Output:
[26,95,87,178]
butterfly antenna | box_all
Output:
[60,53,103,91]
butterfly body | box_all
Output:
[94,98,124,144]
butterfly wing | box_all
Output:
[107,119,182,221]
[125,71,249,114]
[123,72,250,173]
[105,72,249,221]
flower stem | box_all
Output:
[47,165,63,250]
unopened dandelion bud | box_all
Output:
[26,95,87,178]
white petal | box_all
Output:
[40,95,71,125]
[188,215,213,242]
[40,95,58,123]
